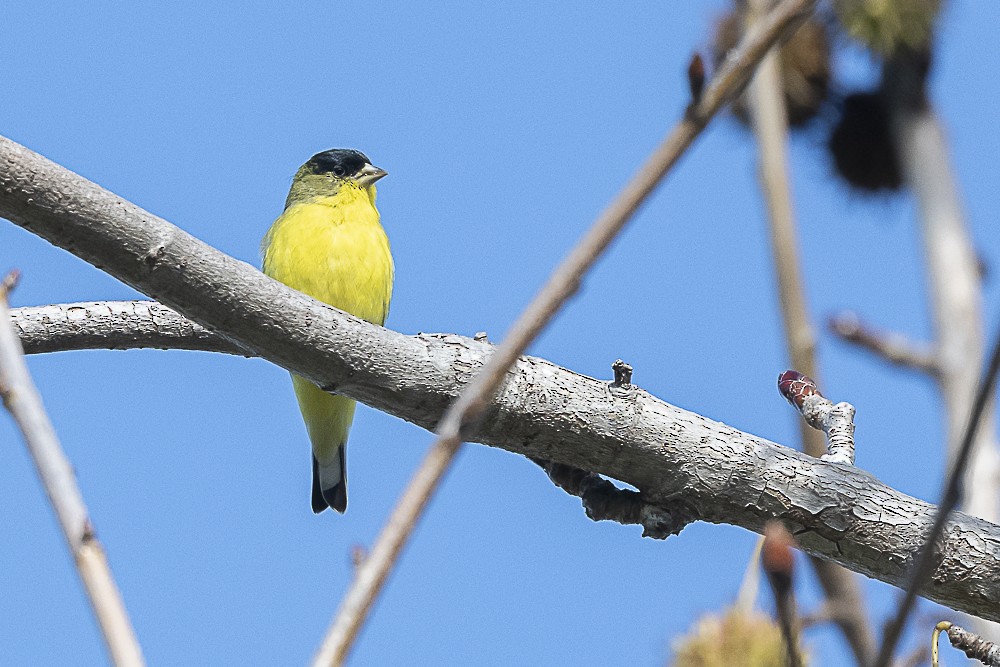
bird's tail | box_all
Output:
[292,376,357,514]
[312,448,348,513]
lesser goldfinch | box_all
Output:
[261,149,394,513]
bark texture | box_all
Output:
[10,299,1000,623]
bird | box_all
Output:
[261,149,394,513]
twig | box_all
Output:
[311,1,818,664]
[0,276,144,667]
[933,621,1000,666]
[895,644,928,667]
[745,0,875,661]
[828,311,940,375]
[778,370,856,464]
[687,53,706,105]
[874,320,1000,666]
[735,538,766,613]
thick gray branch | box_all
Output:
[9,299,1000,623]
[11,301,248,356]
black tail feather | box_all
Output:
[311,455,328,513]
[311,447,348,514]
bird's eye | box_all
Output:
[332,165,346,177]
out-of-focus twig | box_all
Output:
[735,538,766,613]
[874,320,1000,666]
[762,522,802,667]
[877,51,1000,659]
[745,0,875,661]
[0,274,144,667]
[894,644,928,667]
[311,1,819,664]
[829,311,940,375]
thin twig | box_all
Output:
[311,1,818,663]
[943,622,1000,666]
[762,522,802,667]
[874,320,1000,666]
[735,538,766,613]
[0,275,144,667]
[744,0,875,661]
[828,311,940,376]
[894,644,928,667]
[778,370,856,465]
[933,620,1000,666]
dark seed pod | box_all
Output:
[828,91,903,192]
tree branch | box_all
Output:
[11,300,248,356]
[0,283,144,667]
[828,311,940,376]
[9,299,1000,624]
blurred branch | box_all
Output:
[828,311,940,376]
[874,51,1000,660]
[736,538,765,613]
[11,300,1000,624]
[745,1,875,661]
[762,522,802,667]
[895,645,929,667]
[884,52,1000,524]
[0,278,144,667]
[874,319,1000,665]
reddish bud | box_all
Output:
[777,370,819,409]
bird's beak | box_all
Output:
[355,163,388,187]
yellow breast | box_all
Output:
[262,184,394,325]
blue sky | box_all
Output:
[3,2,1000,665]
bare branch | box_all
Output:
[10,300,1000,625]
[828,311,940,375]
[0,282,144,666]
[11,301,248,356]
